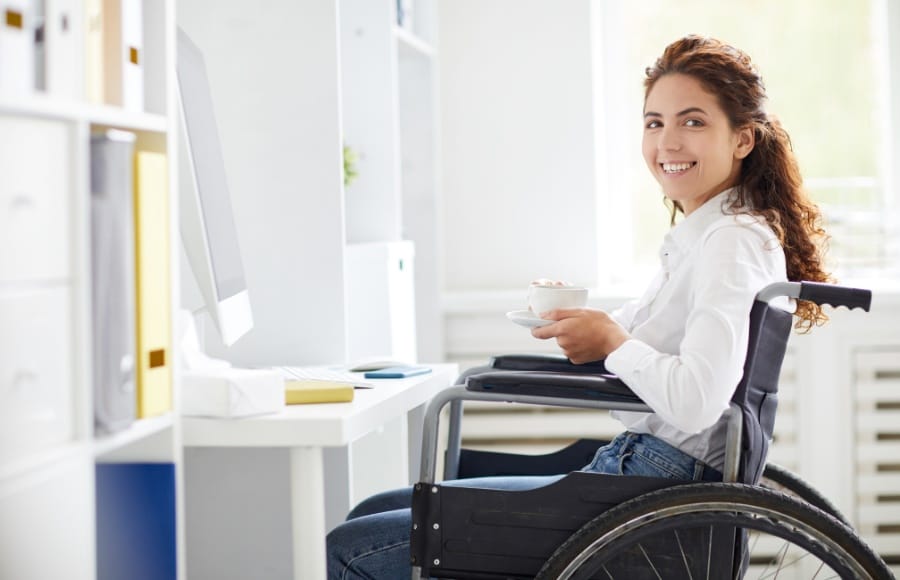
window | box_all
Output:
[592,0,898,285]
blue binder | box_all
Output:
[95,463,177,580]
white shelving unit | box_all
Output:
[176,0,441,367]
[341,0,443,363]
[0,1,181,578]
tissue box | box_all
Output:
[181,368,285,418]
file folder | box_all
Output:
[102,0,143,109]
[134,150,171,418]
[95,463,177,580]
[90,130,137,434]
[85,0,103,103]
[0,0,36,94]
[44,0,83,99]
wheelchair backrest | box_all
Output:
[732,299,793,484]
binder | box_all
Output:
[0,0,36,94]
[85,0,103,103]
[32,0,42,90]
[134,150,171,418]
[43,0,83,99]
[90,130,137,434]
[95,463,177,580]
[102,0,143,109]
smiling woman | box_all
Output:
[596,0,899,280]
[641,74,754,216]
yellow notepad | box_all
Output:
[285,380,354,404]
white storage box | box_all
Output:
[181,368,284,418]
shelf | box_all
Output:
[92,413,175,458]
[0,279,71,295]
[0,93,168,132]
[393,26,435,57]
[0,440,92,482]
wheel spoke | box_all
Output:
[674,529,695,580]
[539,486,887,580]
[773,538,791,579]
[756,540,819,580]
[638,543,663,580]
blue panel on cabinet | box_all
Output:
[95,463,176,580]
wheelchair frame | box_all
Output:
[409,282,891,579]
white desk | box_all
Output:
[181,363,458,580]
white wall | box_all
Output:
[438,0,600,292]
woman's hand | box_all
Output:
[531,308,631,364]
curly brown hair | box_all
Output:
[645,35,832,331]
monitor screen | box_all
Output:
[176,27,253,346]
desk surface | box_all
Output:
[182,363,459,448]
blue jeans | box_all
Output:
[326,432,721,579]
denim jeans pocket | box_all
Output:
[620,448,694,480]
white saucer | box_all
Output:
[506,310,554,328]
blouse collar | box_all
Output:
[659,188,739,274]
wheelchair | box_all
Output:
[409,282,893,579]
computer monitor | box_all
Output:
[176,27,253,347]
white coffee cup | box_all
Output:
[527,284,588,315]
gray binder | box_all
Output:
[90,130,137,434]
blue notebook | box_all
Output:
[364,365,432,379]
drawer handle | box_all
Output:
[10,194,35,211]
[12,370,38,392]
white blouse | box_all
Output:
[605,188,789,469]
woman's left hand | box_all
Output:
[531,308,631,363]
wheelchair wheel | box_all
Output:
[761,462,849,524]
[536,483,892,580]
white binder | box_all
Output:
[43,0,83,100]
[0,0,36,95]
[102,0,143,110]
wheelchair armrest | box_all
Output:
[466,370,642,405]
[490,353,608,374]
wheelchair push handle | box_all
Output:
[799,281,872,311]
[756,281,872,312]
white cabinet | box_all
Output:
[0,454,94,580]
[346,240,417,362]
[0,1,182,577]
[0,287,74,465]
[0,116,72,282]
[341,0,443,363]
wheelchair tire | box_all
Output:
[761,462,850,524]
[536,482,892,580]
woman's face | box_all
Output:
[642,73,753,215]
